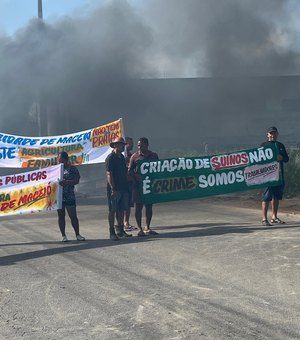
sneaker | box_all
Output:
[62,236,68,242]
[124,224,138,231]
[115,225,123,238]
[262,219,271,226]
[110,233,119,241]
[122,230,132,238]
[76,234,85,241]
[115,225,132,238]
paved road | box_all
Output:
[0,197,299,339]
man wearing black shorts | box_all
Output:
[57,151,85,242]
[105,137,132,240]
[261,127,289,226]
[129,137,159,236]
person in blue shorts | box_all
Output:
[261,127,289,226]
[105,137,132,240]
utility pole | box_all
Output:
[36,0,43,136]
[38,0,43,19]
[37,0,57,136]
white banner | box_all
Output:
[0,164,63,216]
[0,118,124,168]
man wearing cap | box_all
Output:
[260,127,289,226]
[105,137,132,240]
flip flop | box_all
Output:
[270,218,286,224]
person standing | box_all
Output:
[123,137,137,232]
[261,127,289,226]
[105,137,132,240]
[57,151,85,242]
[129,137,159,236]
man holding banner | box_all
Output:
[105,137,132,240]
[57,152,85,242]
[261,127,289,226]
[129,137,159,236]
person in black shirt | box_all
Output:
[260,127,289,226]
[105,137,132,240]
[57,151,85,242]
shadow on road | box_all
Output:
[0,223,299,266]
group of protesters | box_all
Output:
[105,136,159,240]
[57,136,159,242]
[57,126,289,242]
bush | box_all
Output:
[284,148,300,197]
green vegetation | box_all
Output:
[284,148,300,197]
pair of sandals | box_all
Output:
[262,218,285,226]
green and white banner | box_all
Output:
[138,145,281,204]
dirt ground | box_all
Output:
[1,192,300,339]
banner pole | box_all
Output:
[57,163,63,209]
[119,117,127,158]
[274,141,283,182]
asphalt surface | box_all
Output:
[0,196,299,340]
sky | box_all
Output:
[1,0,300,78]
[0,0,86,35]
[0,0,141,36]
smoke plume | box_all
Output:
[0,0,299,150]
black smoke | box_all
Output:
[0,0,299,151]
[142,0,300,77]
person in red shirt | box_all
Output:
[129,137,159,236]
